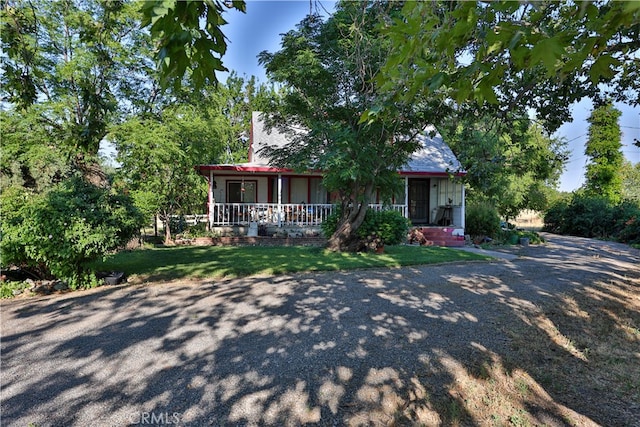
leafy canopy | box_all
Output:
[378,1,640,132]
[440,113,568,219]
[258,1,440,251]
[140,0,246,90]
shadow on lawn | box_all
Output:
[1,234,639,426]
[95,245,488,282]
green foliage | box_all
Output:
[542,197,571,235]
[0,108,72,192]
[0,281,31,299]
[613,201,640,244]
[465,203,501,238]
[379,1,639,132]
[258,1,431,250]
[140,0,246,90]
[179,222,213,239]
[1,0,152,157]
[584,102,624,204]
[169,216,188,235]
[92,244,490,281]
[442,116,567,219]
[357,210,411,246]
[322,208,410,246]
[543,193,640,243]
[109,98,226,241]
[0,178,144,289]
[499,230,545,245]
[621,161,640,201]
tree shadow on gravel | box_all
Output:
[1,234,638,426]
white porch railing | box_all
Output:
[204,203,407,227]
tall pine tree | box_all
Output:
[584,102,623,204]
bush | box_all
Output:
[499,229,545,245]
[613,200,640,244]
[465,203,501,239]
[542,198,570,234]
[358,209,410,245]
[543,193,640,244]
[322,207,410,246]
[0,178,144,289]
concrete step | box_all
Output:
[413,227,466,247]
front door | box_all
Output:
[409,179,430,224]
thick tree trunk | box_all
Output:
[326,183,374,252]
[76,153,109,188]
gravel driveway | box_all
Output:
[1,233,639,426]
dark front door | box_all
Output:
[409,179,430,224]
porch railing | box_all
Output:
[204,203,406,227]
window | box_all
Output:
[227,181,257,203]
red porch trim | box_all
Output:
[197,165,465,177]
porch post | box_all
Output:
[404,176,409,219]
[208,169,214,229]
[460,182,465,230]
[277,173,282,227]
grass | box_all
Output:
[91,244,491,282]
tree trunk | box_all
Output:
[326,183,374,252]
[162,214,172,245]
[75,153,109,188]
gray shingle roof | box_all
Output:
[400,126,463,174]
[249,112,463,174]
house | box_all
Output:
[196,112,466,246]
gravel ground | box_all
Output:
[1,233,639,426]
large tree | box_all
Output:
[377,1,639,133]
[110,95,225,243]
[441,114,567,220]
[258,1,438,252]
[621,160,640,202]
[109,76,272,243]
[584,102,624,203]
[1,0,156,185]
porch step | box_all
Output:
[413,227,466,248]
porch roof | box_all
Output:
[195,163,464,177]
[196,163,324,176]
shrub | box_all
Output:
[564,194,614,238]
[543,198,570,234]
[0,178,144,289]
[499,229,545,245]
[169,215,188,235]
[613,200,640,244]
[322,207,410,246]
[357,209,410,245]
[465,203,501,239]
[543,193,640,244]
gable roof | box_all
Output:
[400,126,464,175]
[198,112,465,176]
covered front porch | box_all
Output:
[196,165,465,233]
[205,202,406,227]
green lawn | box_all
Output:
[92,245,491,282]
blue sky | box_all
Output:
[219,0,640,192]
